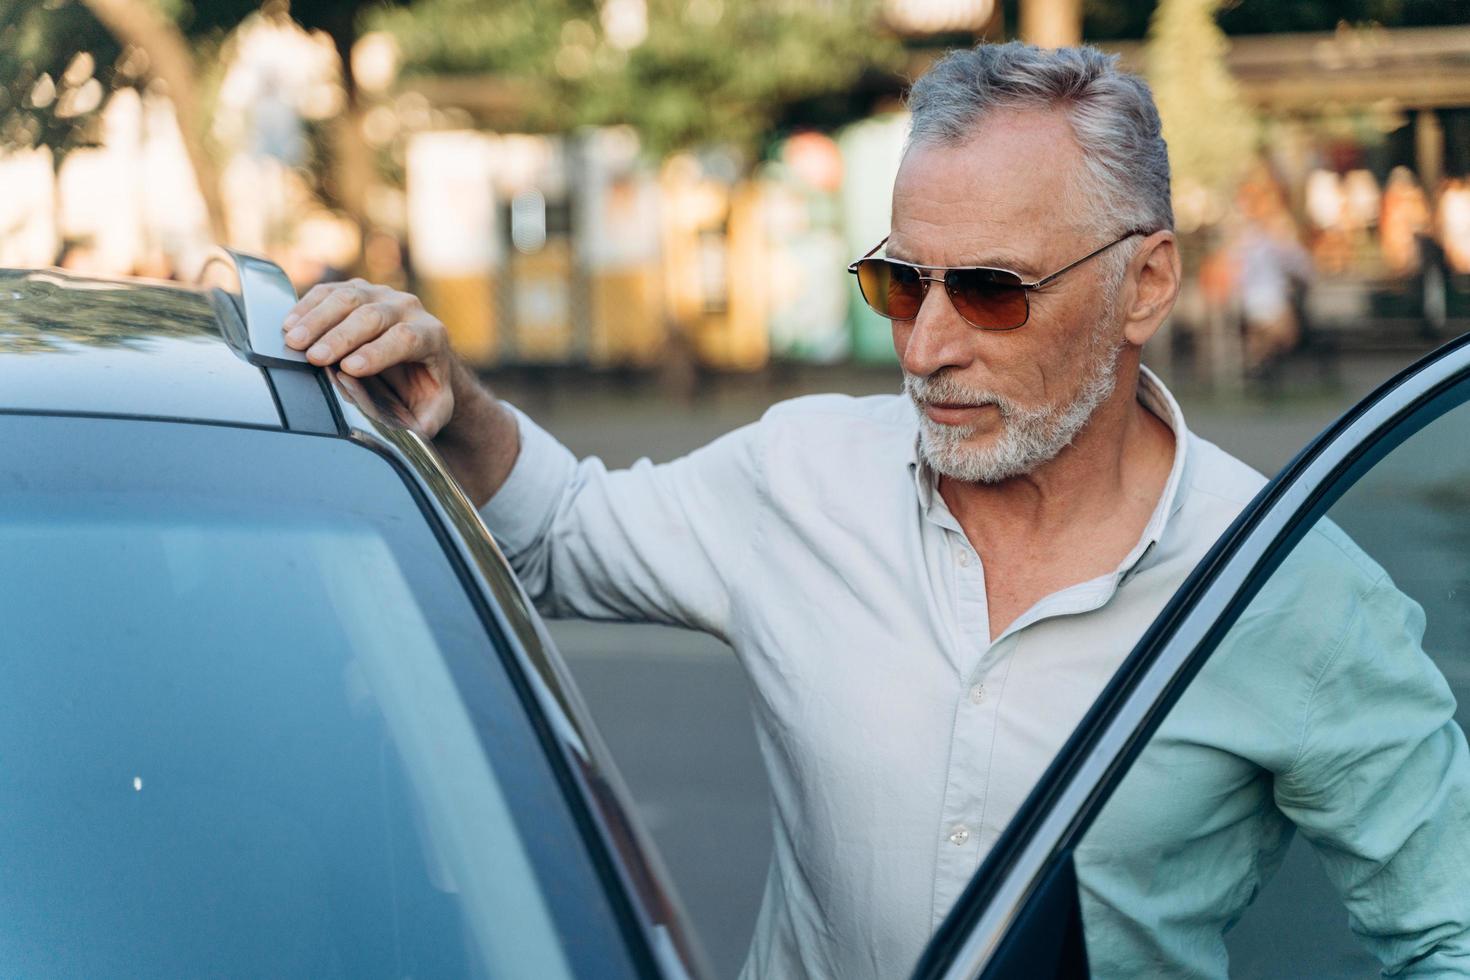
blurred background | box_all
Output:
[5,1,1470,976]
[5,0,1470,384]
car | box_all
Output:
[0,253,706,979]
[3,253,1467,979]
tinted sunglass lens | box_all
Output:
[857,260,924,320]
[948,270,1028,329]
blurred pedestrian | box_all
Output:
[1233,167,1314,376]
[1439,177,1470,275]
[1235,215,1313,374]
[1380,166,1431,277]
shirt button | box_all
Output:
[948,825,970,846]
[957,550,973,568]
[969,684,986,704]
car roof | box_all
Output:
[0,266,284,427]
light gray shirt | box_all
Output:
[480,367,1470,978]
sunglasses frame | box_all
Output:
[846,229,1154,330]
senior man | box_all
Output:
[284,43,1470,979]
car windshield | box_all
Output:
[0,415,635,979]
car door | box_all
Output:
[912,330,1470,979]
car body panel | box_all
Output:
[0,268,279,426]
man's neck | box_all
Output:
[937,362,1178,641]
[937,363,1176,552]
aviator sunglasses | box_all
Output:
[847,229,1152,331]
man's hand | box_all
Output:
[282,279,519,506]
[283,278,455,438]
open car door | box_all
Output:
[913,331,1470,979]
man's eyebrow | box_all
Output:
[884,245,1038,276]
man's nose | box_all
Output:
[897,282,974,378]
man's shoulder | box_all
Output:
[1178,434,1385,587]
[760,391,915,430]
[1150,431,1265,570]
[751,393,919,507]
[756,392,918,458]
[1180,431,1400,672]
[1181,432,1269,511]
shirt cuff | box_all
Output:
[477,403,578,558]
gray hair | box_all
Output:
[906,41,1172,286]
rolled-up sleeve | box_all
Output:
[1275,576,1470,976]
[478,403,765,640]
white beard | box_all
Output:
[904,335,1124,484]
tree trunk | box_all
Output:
[1019,0,1082,48]
[78,0,227,244]
[317,16,373,276]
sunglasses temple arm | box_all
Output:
[847,235,890,273]
[1028,231,1145,289]
[1028,241,1110,289]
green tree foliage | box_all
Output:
[370,0,906,156]
[0,0,128,165]
[182,0,407,89]
[1144,0,1256,229]
[7,0,406,241]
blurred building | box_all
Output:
[1106,24,1470,333]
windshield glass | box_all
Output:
[0,415,635,979]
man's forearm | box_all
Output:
[433,358,521,509]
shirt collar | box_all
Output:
[906,364,1192,573]
[1123,365,1190,577]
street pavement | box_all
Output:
[489,345,1446,978]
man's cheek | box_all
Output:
[891,321,913,360]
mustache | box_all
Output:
[903,372,1021,417]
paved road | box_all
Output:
[495,347,1450,977]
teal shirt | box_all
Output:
[1076,519,1470,976]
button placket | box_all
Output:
[931,531,995,925]
[932,659,1005,924]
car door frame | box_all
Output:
[325,370,709,980]
[914,330,1470,979]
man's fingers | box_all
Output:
[412,390,454,438]
[283,281,374,351]
[339,320,429,377]
[283,282,335,331]
[302,302,396,366]
[406,359,455,437]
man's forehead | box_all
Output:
[890,110,1084,266]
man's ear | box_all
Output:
[1122,231,1181,348]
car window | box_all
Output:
[1073,395,1470,978]
[0,415,639,980]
